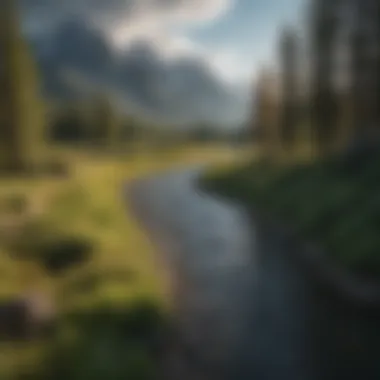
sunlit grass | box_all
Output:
[0,144,237,379]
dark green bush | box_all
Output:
[203,148,380,278]
[8,220,93,274]
[39,237,93,274]
[37,301,167,380]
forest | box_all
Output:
[204,0,380,277]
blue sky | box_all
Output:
[188,0,305,75]
[138,0,307,85]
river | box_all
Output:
[127,166,260,378]
[126,165,380,380]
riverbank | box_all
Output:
[0,145,235,380]
[201,145,380,282]
[200,152,380,379]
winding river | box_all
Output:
[127,166,259,378]
[126,165,380,380]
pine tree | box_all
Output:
[350,0,380,141]
[253,68,280,160]
[0,0,46,172]
[279,27,299,152]
[310,0,340,155]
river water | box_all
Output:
[126,166,260,377]
[126,166,380,380]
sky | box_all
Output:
[21,0,306,127]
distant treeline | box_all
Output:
[252,0,380,160]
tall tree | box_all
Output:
[0,0,46,171]
[350,0,380,141]
[310,0,340,155]
[252,68,280,160]
[279,27,299,152]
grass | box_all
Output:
[202,147,380,280]
[0,144,235,379]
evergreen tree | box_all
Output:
[350,0,380,141]
[279,27,299,152]
[0,0,46,171]
[309,0,340,155]
[253,68,280,160]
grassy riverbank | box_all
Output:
[202,146,380,280]
[0,145,234,380]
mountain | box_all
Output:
[30,18,249,126]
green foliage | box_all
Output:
[49,103,91,143]
[279,27,299,151]
[203,146,380,278]
[7,219,93,274]
[61,269,137,298]
[310,0,340,155]
[36,300,166,380]
[0,0,46,172]
[38,236,93,274]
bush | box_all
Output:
[8,220,93,274]
[39,236,93,274]
[38,301,167,380]
[65,300,166,343]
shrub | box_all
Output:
[38,236,93,274]
[38,301,167,380]
[8,220,93,274]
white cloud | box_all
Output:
[23,0,243,85]
[104,0,250,87]
[107,0,233,51]
[208,50,252,84]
